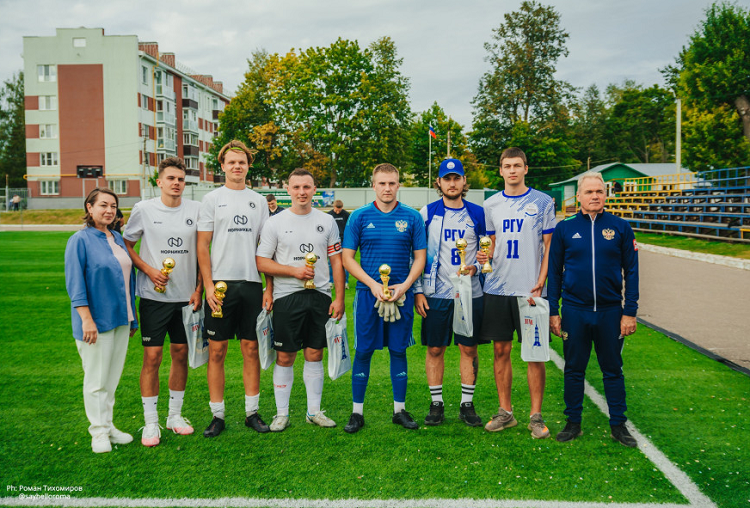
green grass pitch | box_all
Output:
[0,232,748,507]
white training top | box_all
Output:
[483,188,556,297]
[123,197,201,302]
[197,186,268,282]
[256,208,341,300]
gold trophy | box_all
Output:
[154,258,176,293]
[455,238,470,275]
[212,281,228,318]
[479,236,493,273]
[303,253,317,289]
[379,264,392,299]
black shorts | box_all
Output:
[420,296,489,348]
[272,290,330,352]
[203,281,263,342]
[139,299,189,347]
[479,294,522,342]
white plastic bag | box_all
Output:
[326,314,351,380]
[182,304,208,369]
[449,272,473,337]
[255,309,276,371]
[517,297,550,362]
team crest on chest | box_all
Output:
[602,228,615,240]
[395,220,408,232]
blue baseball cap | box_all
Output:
[438,158,464,178]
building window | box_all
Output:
[108,180,128,195]
[39,124,57,139]
[39,96,57,110]
[37,65,56,82]
[40,152,58,166]
[183,133,198,146]
[142,66,149,85]
[141,94,149,110]
[73,38,86,48]
[40,180,60,195]
[185,158,198,170]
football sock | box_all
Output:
[272,365,293,416]
[142,396,158,425]
[168,390,185,417]
[245,393,260,417]
[209,400,225,420]
[303,360,324,415]
[390,349,408,406]
[461,384,475,404]
[352,350,373,405]
[353,402,364,415]
[394,401,405,413]
[429,385,444,403]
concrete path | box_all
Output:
[638,245,750,371]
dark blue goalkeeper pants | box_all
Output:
[561,306,627,426]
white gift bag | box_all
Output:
[517,297,550,362]
[326,314,351,380]
[182,304,208,369]
[255,309,276,371]
[449,272,473,337]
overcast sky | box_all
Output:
[0,0,713,128]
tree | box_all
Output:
[471,1,576,172]
[664,2,750,169]
[569,85,610,168]
[0,72,26,188]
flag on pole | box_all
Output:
[429,125,437,139]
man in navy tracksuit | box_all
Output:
[546,172,639,447]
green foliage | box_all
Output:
[664,1,750,170]
[213,38,411,188]
[569,85,611,167]
[0,72,26,187]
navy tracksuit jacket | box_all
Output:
[546,211,639,425]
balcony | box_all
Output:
[157,138,176,152]
[156,111,176,125]
[183,119,198,132]
[213,109,221,120]
[156,85,176,101]
[182,98,198,110]
[183,145,199,157]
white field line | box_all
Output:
[0,351,716,508]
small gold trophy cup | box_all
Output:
[154,258,176,293]
[379,264,392,299]
[479,236,493,274]
[212,281,228,318]
[303,253,317,290]
[455,238,470,275]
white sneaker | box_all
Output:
[109,425,133,444]
[270,415,290,432]
[166,415,194,435]
[141,423,162,447]
[306,410,337,428]
[92,433,112,453]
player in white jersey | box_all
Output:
[197,140,272,438]
[476,147,556,438]
[256,168,345,432]
[414,159,488,427]
[124,157,201,446]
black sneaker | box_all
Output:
[424,401,445,426]
[459,402,482,427]
[343,413,365,434]
[245,412,270,433]
[203,417,225,438]
[392,409,419,430]
[555,421,582,442]
[611,423,637,448]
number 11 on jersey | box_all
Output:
[506,239,519,259]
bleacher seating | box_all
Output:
[569,168,750,243]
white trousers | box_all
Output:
[76,325,129,437]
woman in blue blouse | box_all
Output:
[65,188,138,453]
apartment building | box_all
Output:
[23,28,229,208]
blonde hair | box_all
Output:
[218,140,255,165]
[577,171,605,190]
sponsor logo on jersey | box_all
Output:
[366,223,376,229]
[524,203,539,216]
[395,220,408,232]
[602,228,615,240]
[186,218,194,226]
[316,224,325,233]
[168,237,183,248]
[234,215,248,225]
[572,232,582,239]
[249,202,256,209]
[299,243,314,253]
